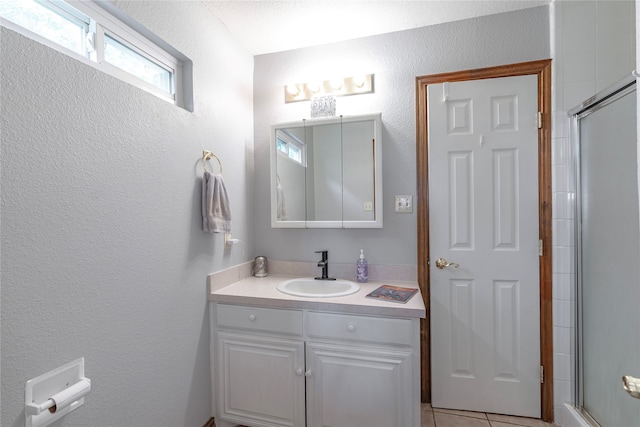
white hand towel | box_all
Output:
[277,182,288,221]
[202,170,231,233]
[202,171,210,231]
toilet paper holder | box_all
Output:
[25,358,91,427]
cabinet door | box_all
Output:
[216,332,305,427]
[305,342,414,427]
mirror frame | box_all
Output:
[270,113,382,228]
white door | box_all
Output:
[428,75,541,417]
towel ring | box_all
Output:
[203,150,222,174]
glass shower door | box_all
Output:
[575,76,640,427]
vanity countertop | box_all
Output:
[208,274,426,318]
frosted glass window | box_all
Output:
[104,34,173,95]
[276,132,305,166]
[287,144,302,163]
[0,0,88,56]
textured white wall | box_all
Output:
[0,1,253,426]
[253,7,550,266]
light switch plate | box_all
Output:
[395,195,413,213]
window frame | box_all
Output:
[0,0,193,111]
[276,129,306,167]
[99,27,176,100]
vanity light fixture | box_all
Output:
[284,74,374,103]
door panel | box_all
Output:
[305,342,412,427]
[428,75,540,417]
[450,279,475,377]
[493,149,518,249]
[450,151,474,248]
[494,279,519,379]
[216,332,305,427]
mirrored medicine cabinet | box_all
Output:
[270,113,382,228]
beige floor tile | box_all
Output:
[434,412,491,427]
[422,402,433,412]
[421,407,436,427]
[486,413,549,427]
[434,408,488,420]
[489,422,557,427]
[490,422,527,427]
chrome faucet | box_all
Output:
[315,250,336,281]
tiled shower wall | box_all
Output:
[550,1,636,424]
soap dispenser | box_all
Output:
[356,249,368,283]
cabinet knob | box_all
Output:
[304,369,312,377]
[248,314,256,321]
[347,324,356,332]
[295,368,303,376]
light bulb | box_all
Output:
[306,82,321,93]
[353,75,366,88]
[329,78,343,91]
[286,84,300,96]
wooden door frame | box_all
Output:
[416,59,553,422]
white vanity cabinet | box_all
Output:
[210,303,421,427]
[213,304,306,427]
[304,311,416,427]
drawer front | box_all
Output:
[216,304,303,336]
[306,311,413,346]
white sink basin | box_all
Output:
[276,277,360,298]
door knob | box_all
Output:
[435,258,459,269]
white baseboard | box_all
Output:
[561,403,592,427]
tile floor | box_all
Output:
[422,404,559,427]
[233,405,559,427]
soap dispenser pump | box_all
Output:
[356,249,368,283]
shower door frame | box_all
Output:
[570,74,637,425]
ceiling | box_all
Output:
[202,0,551,56]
